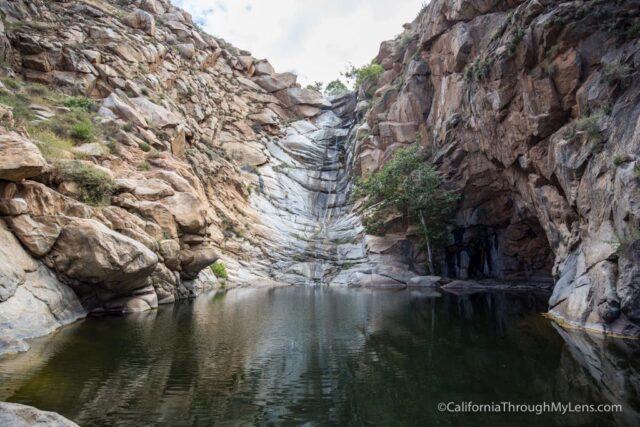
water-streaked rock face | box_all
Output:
[235,94,437,288]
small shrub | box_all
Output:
[563,126,577,140]
[506,28,525,57]
[547,43,564,58]
[64,96,95,111]
[55,161,114,206]
[465,56,494,82]
[106,140,120,155]
[305,81,323,92]
[30,127,75,161]
[325,79,349,97]
[139,142,151,152]
[613,154,630,166]
[70,120,94,141]
[26,83,51,97]
[635,164,640,179]
[210,261,228,279]
[344,63,384,91]
[1,77,22,90]
[137,161,150,171]
[576,111,605,143]
[0,90,35,123]
[601,62,633,87]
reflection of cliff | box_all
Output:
[553,325,640,426]
[2,289,639,425]
[344,292,640,426]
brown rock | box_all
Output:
[0,132,46,181]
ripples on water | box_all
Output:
[1,287,639,426]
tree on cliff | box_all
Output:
[325,79,349,97]
[352,144,459,274]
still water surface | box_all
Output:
[0,287,639,426]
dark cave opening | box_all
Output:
[443,218,554,283]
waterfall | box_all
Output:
[227,93,437,288]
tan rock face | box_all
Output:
[355,0,640,335]
[48,218,158,292]
[0,132,46,181]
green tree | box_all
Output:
[352,144,459,274]
[342,62,384,90]
[305,81,323,92]
[325,79,349,97]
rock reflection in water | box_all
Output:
[0,287,638,426]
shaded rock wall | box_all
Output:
[353,0,640,335]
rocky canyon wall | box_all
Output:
[0,0,342,353]
[353,0,640,335]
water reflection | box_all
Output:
[0,287,638,426]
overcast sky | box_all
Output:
[172,0,425,87]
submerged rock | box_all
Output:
[0,402,79,427]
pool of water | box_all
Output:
[1,287,639,426]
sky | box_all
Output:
[172,0,425,87]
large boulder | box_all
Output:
[275,87,331,109]
[0,132,46,181]
[180,245,220,280]
[123,9,156,36]
[140,0,167,15]
[254,72,297,93]
[254,60,275,76]
[0,402,79,427]
[47,218,158,293]
[100,93,148,128]
[0,219,37,302]
[161,192,207,234]
[130,97,182,128]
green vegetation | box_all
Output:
[547,43,564,59]
[601,62,633,87]
[54,161,114,206]
[1,77,22,90]
[464,56,494,82]
[138,142,152,152]
[305,81,323,92]
[210,261,228,279]
[343,62,384,94]
[506,27,525,57]
[30,128,75,161]
[137,160,150,171]
[352,144,459,274]
[0,78,105,160]
[576,111,605,143]
[613,154,630,166]
[325,79,349,97]
[70,120,95,142]
[64,96,95,111]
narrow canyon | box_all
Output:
[0,0,639,425]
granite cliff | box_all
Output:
[352,0,640,335]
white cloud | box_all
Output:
[172,0,425,86]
